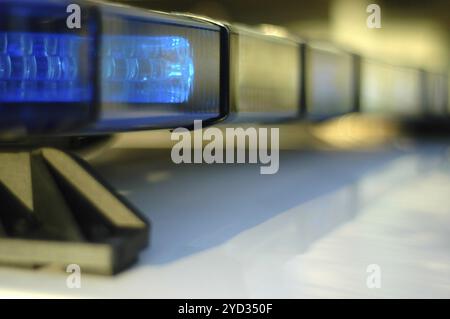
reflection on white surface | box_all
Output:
[0,141,449,298]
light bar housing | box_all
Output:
[360,59,423,117]
[0,0,229,136]
[0,0,98,136]
[1,0,448,138]
[304,42,356,119]
[94,4,229,132]
[423,72,448,117]
[227,24,301,122]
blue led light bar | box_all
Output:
[0,0,225,135]
[0,0,97,135]
[94,6,223,132]
[0,32,194,104]
[0,32,90,102]
[101,36,194,104]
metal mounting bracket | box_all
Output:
[0,148,149,275]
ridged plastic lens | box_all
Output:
[0,32,89,102]
[101,36,194,103]
[0,33,194,104]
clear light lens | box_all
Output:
[361,60,422,116]
[307,46,354,118]
[231,28,300,118]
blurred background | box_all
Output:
[110,0,449,76]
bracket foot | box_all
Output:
[0,148,149,275]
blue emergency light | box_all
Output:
[0,0,227,135]
[0,32,90,103]
[101,35,194,104]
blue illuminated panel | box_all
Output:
[0,32,194,104]
[95,9,222,132]
[0,32,91,102]
[102,36,194,104]
[0,0,96,135]
[0,0,222,135]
